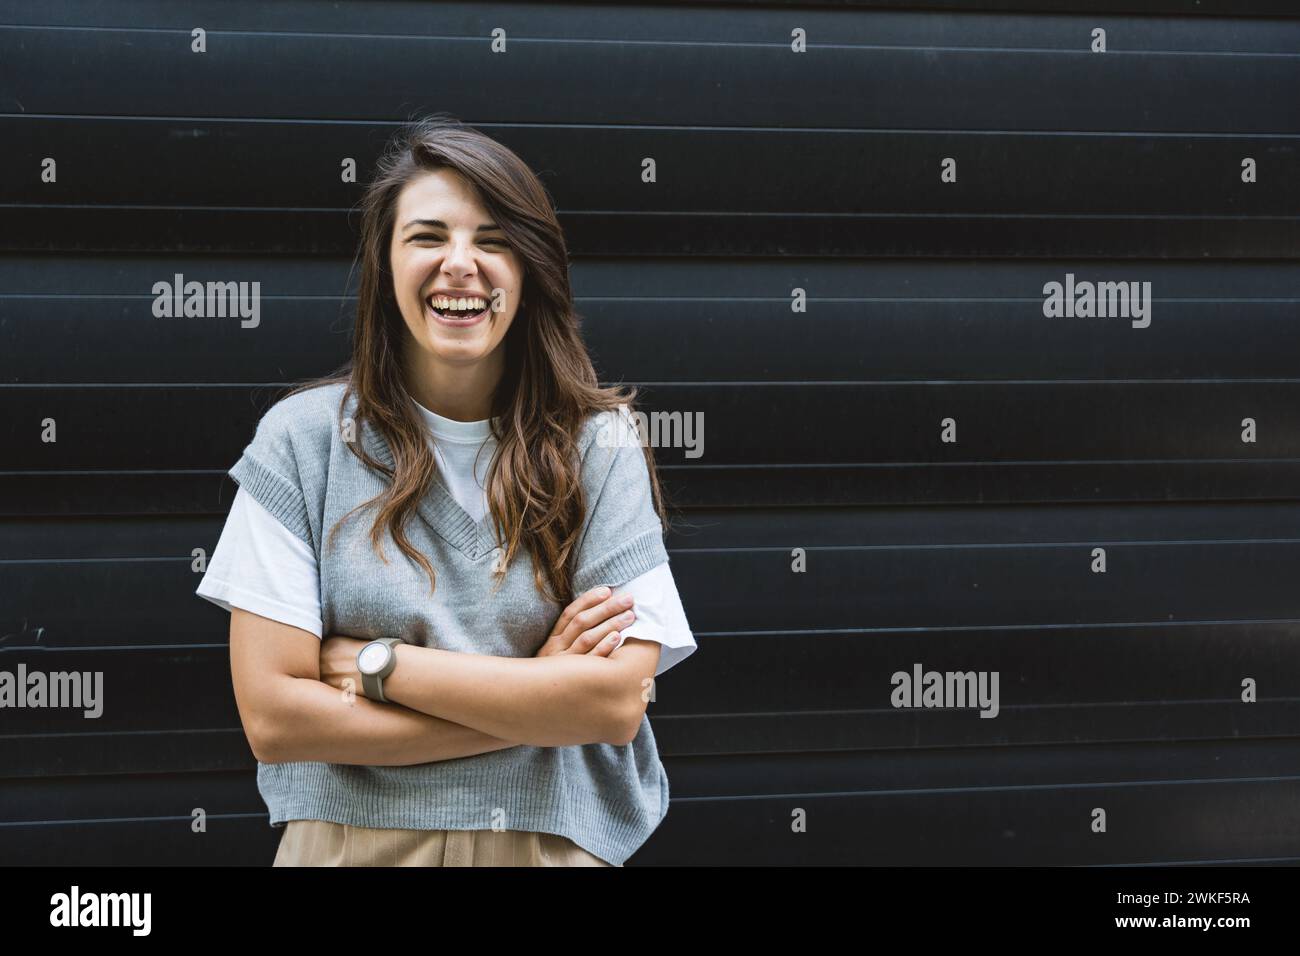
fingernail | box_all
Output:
[607,631,621,644]
[595,586,611,596]
[619,595,634,607]
[620,610,634,622]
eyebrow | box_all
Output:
[402,218,503,232]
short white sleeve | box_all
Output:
[196,487,324,638]
[609,562,697,677]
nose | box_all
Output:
[441,234,480,279]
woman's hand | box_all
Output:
[320,635,370,695]
[535,585,636,659]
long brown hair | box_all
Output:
[281,113,668,603]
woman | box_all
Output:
[195,114,697,867]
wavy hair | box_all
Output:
[281,113,667,603]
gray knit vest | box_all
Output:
[226,381,671,866]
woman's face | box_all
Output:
[388,168,525,376]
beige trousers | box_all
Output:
[272,819,615,867]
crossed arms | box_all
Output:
[229,586,660,767]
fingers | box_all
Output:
[548,582,634,650]
[569,606,636,655]
[588,631,622,657]
[550,585,612,638]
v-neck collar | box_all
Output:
[357,409,501,562]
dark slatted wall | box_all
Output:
[2,0,1298,865]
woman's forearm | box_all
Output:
[258,673,518,767]
[380,644,624,747]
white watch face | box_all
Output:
[358,642,390,675]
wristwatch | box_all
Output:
[357,637,404,702]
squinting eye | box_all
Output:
[410,234,508,247]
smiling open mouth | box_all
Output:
[426,295,490,323]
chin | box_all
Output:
[423,339,491,365]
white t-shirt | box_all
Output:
[196,398,697,677]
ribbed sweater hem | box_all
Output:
[573,524,669,596]
[229,453,313,548]
[257,757,664,868]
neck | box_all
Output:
[401,345,503,422]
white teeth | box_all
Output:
[428,295,487,311]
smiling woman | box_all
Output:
[390,171,525,403]
[195,113,698,867]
